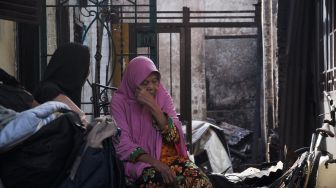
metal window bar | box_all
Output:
[45,5,256,23]
[321,0,336,91]
[42,0,258,154]
[43,0,152,115]
[92,83,117,117]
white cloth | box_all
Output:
[184,120,233,173]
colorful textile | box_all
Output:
[161,122,179,143]
[111,56,187,181]
[159,141,179,165]
[130,147,147,162]
[151,113,173,134]
[137,157,213,188]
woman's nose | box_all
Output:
[147,82,154,89]
[146,85,154,91]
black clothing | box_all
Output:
[0,111,86,188]
[0,84,33,112]
[59,144,126,188]
[59,147,111,188]
[34,82,64,106]
[0,68,20,87]
[34,43,90,107]
[0,69,33,112]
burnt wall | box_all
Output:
[205,38,259,130]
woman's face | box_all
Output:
[139,72,160,96]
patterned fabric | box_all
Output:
[151,113,172,133]
[130,117,179,164]
[152,114,179,143]
[130,147,146,162]
[159,120,180,165]
[135,116,212,187]
[162,123,179,143]
[160,141,178,165]
[137,157,213,188]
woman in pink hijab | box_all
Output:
[111,56,212,187]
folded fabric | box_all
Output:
[60,116,124,188]
[0,106,17,129]
[0,101,69,151]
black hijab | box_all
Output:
[41,43,90,107]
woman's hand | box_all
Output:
[53,94,89,127]
[137,154,177,186]
[135,86,156,107]
[152,160,177,186]
[135,86,168,130]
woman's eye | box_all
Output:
[141,81,148,86]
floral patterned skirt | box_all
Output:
[136,157,213,188]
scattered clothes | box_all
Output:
[60,116,125,188]
[0,101,69,152]
[184,120,233,174]
[218,121,254,171]
[0,82,35,112]
[218,121,253,146]
[0,106,17,128]
[0,68,36,112]
[0,110,86,188]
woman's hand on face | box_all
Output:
[135,86,155,107]
[152,160,177,186]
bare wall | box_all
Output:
[0,20,16,76]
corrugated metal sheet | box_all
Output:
[224,161,283,183]
[209,161,283,187]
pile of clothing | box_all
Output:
[0,69,125,188]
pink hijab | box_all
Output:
[111,56,187,181]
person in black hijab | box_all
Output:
[34,43,90,125]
